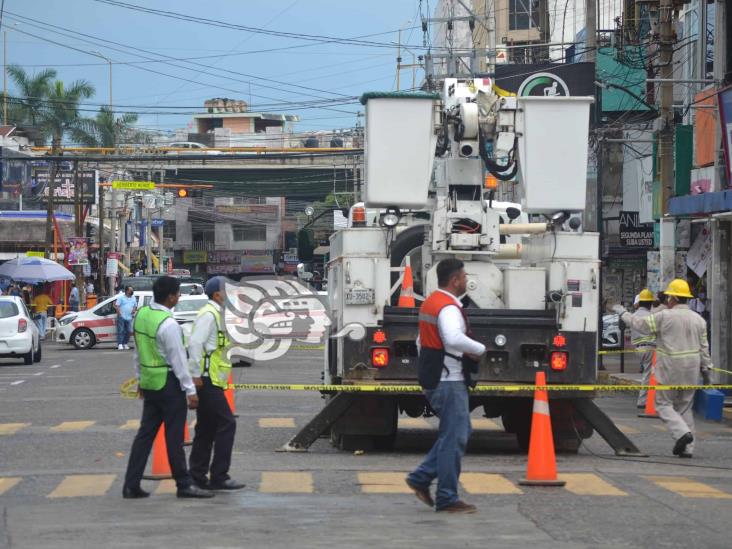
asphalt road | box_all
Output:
[1,341,732,548]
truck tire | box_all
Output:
[390,224,426,305]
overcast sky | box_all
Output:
[2,0,426,136]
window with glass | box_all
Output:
[233,223,266,242]
[509,0,539,31]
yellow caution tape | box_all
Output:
[712,367,732,376]
[229,383,732,393]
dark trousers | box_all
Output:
[124,372,192,490]
[189,377,236,485]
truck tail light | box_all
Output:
[371,348,389,368]
[372,330,387,344]
[18,318,27,333]
[550,351,568,371]
[552,334,566,348]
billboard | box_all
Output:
[494,62,595,97]
[31,170,97,205]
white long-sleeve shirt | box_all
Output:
[133,301,196,396]
[187,300,219,378]
[418,289,486,381]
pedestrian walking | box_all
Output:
[616,279,712,458]
[115,286,137,350]
[122,276,214,499]
[31,287,54,340]
[406,259,485,513]
[187,276,245,491]
[69,283,80,312]
[627,289,656,408]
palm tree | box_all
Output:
[6,65,57,141]
[76,106,140,148]
[39,79,96,259]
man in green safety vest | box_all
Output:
[122,276,215,499]
[187,276,245,491]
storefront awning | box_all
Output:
[668,190,732,217]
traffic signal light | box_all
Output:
[177,188,188,198]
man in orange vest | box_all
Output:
[405,258,486,514]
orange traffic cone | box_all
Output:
[638,351,659,418]
[225,372,236,415]
[398,256,416,308]
[183,418,192,447]
[143,424,173,480]
[519,372,566,487]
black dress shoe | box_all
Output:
[672,432,694,456]
[208,479,246,491]
[122,486,150,499]
[177,485,215,498]
[192,478,210,489]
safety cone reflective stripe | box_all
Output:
[639,351,659,418]
[225,373,236,414]
[398,256,416,308]
[519,371,565,487]
[143,424,173,480]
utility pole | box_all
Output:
[657,0,676,288]
[396,28,402,91]
[585,0,596,62]
[98,182,106,295]
[3,30,7,124]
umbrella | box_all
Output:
[0,256,76,284]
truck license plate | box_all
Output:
[346,289,374,305]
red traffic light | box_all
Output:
[177,188,188,198]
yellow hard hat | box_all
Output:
[638,289,655,302]
[664,278,693,298]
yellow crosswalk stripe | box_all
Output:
[119,420,140,431]
[51,421,95,433]
[461,473,522,494]
[471,417,501,430]
[357,472,411,494]
[155,479,177,495]
[645,476,732,499]
[260,472,313,493]
[615,423,639,435]
[0,477,21,496]
[0,423,30,435]
[559,473,627,496]
[399,418,432,429]
[258,418,296,428]
[47,474,116,498]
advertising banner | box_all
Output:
[31,170,97,204]
[183,250,208,264]
[67,237,89,266]
[619,211,654,248]
[106,252,121,277]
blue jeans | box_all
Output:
[407,381,471,509]
[116,317,133,346]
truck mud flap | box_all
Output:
[279,393,356,452]
[572,398,647,457]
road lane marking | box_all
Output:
[615,423,640,435]
[260,472,313,493]
[471,417,501,430]
[33,372,44,376]
[48,474,116,498]
[559,474,628,496]
[120,420,140,430]
[155,479,177,495]
[399,418,432,429]
[461,473,522,494]
[0,477,21,496]
[65,359,74,363]
[0,423,30,435]
[51,421,95,432]
[10,380,25,386]
[258,418,296,428]
[357,472,411,494]
[645,476,732,499]
[50,364,61,369]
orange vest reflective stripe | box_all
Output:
[418,291,460,350]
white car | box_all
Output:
[0,296,41,364]
[57,293,208,350]
[163,142,221,155]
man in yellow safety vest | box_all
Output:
[615,279,713,458]
[187,276,245,491]
[628,289,656,408]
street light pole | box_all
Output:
[91,51,116,293]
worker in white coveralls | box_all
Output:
[629,289,657,409]
[614,279,712,458]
